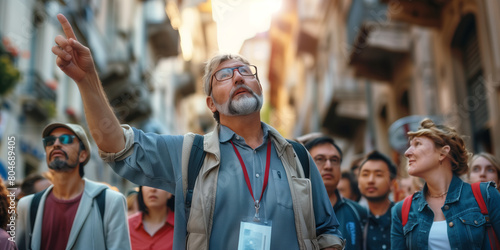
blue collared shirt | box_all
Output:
[211,124,340,249]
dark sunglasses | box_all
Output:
[43,134,76,147]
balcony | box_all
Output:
[347,0,411,81]
[21,71,56,121]
[380,0,451,28]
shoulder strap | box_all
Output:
[29,189,48,249]
[471,182,487,214]
[96,189,106,222]
[471,182,500,250]
[287,139,310,179]
[29,191,45,241]
[185,134,206,209]
[401,194,413,227]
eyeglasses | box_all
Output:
[313,156,341,167]
[209,65,258,94]
[43,135,76,147]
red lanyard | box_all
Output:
[230,138,271,214]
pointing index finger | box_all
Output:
[57,14,77,40]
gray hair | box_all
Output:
[202,53,253,95]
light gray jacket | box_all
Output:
[15,178,131,250]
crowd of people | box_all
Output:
[0,13,499,250]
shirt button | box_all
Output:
[444,205,449,210]
[256,173,260,178]
[449,222,454,227]
[474,220,478,225]
[236,136,240,140]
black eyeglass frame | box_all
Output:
[208,65,258,95]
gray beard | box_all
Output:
[214,85,263,116]
[48,158,79,172]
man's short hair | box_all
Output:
[304,136,343,162]
[359,150,397,179]
[42,122,91,177]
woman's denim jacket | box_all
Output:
[391,175,500,250]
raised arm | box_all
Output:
[51,14,124,153]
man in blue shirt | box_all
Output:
[51,13,344,250]
[303,135,367,250]
[357,151,396,250]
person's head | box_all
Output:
[203,54,263,124]
[305,136,343,191]
[42,123,91,177]
[469,152,500,187]
[404,118,469,178]
[20,173,52,198]
[137,186,174,215]
[0,179,9,230]
[398,176,424,198]
[350,156,363,178]
[338,171,361,201]
[358,150,397,202]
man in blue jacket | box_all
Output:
[304,135,368,250]
[15,123,130,250]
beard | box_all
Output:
[48,151,80,172]
[364,193,390,202]
[213,85,263,116]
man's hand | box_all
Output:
[51,14,96,83]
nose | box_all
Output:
[404,146,412,158]
[232,68,244,83]
[52,137,63,147]
[479,169,487,177]
[323,160,333,170]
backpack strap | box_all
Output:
[471,182,487,214]
[401,194,413,227]
[29,190,45,249]
[185,134,206,209]
[471,182,500,250]
[287,139,310,178]
[96,189,106,222]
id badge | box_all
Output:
[237,220,272,250]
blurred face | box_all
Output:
[358,160,393,202]
[469,156,500,186]
[337,178,353,200]
[207,59,263,117]
[309,143,341,191]
[44,127,86,173]
[34,179,52,192]
[142,186,172,210]
[404,136,440,177]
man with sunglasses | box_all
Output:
[15,122,130,250]
[303,135,367,250]
[51,13,344,250]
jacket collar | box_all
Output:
[201,122,291,177]
[416,174,464,212]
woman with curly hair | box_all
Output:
[391,118,500,249]
[0,178,18,249]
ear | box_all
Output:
[79,149,88,164]
[439,145,450,161]
[206,96,217,113]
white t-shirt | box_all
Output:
[428,220,452,250]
